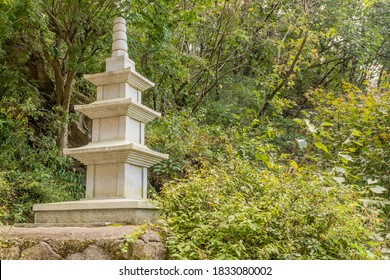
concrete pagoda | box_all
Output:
[33,17,168,225]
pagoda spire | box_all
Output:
[106,17,135,72]
[111,17,128,57]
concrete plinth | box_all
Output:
[33,199,158,225]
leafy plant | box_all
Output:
[158,151,384,259]
[291,83,390,256]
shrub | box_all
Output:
[158,156,383,259]
[147,111,279,192]
[296,84,389,251]
[0,89,85,224]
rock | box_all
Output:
[66,245,111,260]
[139,231,161,243]
[0,246,21,260]
[127,239,167,260]
[66,252,86,260]
[20,242,62,260]
[1,225,167,260]
[83,245,111,260]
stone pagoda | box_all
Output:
[33,17,168,225]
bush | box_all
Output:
[158,156,383,259]
[296,84,389,250]
[303,83,390,192]
[0,143,85,224]
[0,85,85,224]
[147,111,281,194]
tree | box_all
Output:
[38,0,125,150]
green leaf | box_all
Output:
[290,160,299,169]
[338,153,353,162]
[255,152,269,165]
[314,142,329,153]
[304,119,316,133]
[351,140,363,146]
[367,179,378,185]
[351,129,362,137]
[293,118,303,125]
[296,138,307,149]
[306,155,319,162]
[333,176,345,184]
[369,186,387,194]
[335,167,346,174]
[321,122,333,127]
[320,130,334,140]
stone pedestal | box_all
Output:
[33,17,168,225]
[33,199,158,225]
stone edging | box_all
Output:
[0,225,167,260]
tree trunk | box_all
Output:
[55,70,76,152]
[258,27,310,118]
[377,65,385,90]
[56,121,69,151]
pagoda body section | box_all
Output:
[33,18,168,225]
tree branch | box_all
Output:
[259,26,311,117]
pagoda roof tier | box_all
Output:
[63,141,168,167]
[84,68,155,91]
[75,98,161,123]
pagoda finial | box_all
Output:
[112,17,128,57]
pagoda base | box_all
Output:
[33,199,158,225]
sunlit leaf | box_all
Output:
[338,153,353,162]
[306,155,319,162]
[367,179,378,185]
[351,129,362,137]
[290,160,299,169]
[296,138,307,149]
[314,142,329,153]
[352,140,363,146]
[333,176,345,184]
[321,122,333,127]
[370,186,387,194]
[335,167,346,174]
[304,119,316,133]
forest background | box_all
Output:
[0,0,389,259]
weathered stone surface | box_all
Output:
[128,240,167,260]
[66,245,111,260]
[84,245,111,260]
[98,239,124,260]
[66,252,86,260]
[0,246,20,260]
[1,225,167,260]
[20,242,61,260]
[3,225,136,240]
[33,200,158,225]
[127,231,167,260]
[139,231,161,243]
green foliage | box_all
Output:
[301,84,389,191]
[0,109,85,223]
[288,83,390,256]
[121,224,149,253]
[150,83,389,259]
[158,156,383,260]
[0,3,85,223]
[147,111,278,191]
